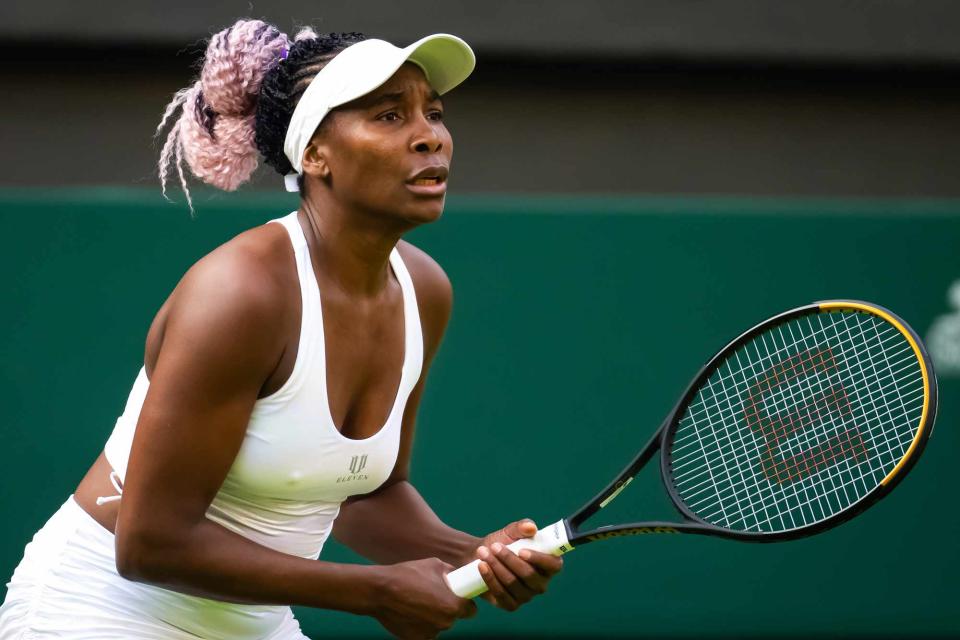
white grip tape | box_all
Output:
[445,519,573,599]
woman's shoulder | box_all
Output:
[146,221,295,365]
[396,240,451,304]
[174,220,294,311]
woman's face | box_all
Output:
[305,62,453,226]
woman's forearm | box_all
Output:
[117,516,382,614]
[332,480,480,566]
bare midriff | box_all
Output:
[72,451,121,535]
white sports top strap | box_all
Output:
[388,244,424,389]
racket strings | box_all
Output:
[696,316,924,524]
[674,317,907,430]
[668,310,925,534]
[674,317,916,480]
[688,314,920,528]
[670,325,917,481]
[671,324,911,461]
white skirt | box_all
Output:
[0,496,309,639]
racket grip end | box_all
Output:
[446,559,486,599]
[445,519,572,599]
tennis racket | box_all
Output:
[446,300,937,598]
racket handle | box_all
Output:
[445,519,573,599]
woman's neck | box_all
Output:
[298,197,405,299]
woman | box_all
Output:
[0,19,561,639]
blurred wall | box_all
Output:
[5,1,960,61]
[1,1,959,197]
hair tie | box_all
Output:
[279,47,289,62]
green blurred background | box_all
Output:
[3,1,960,637]
[2,190,957,637]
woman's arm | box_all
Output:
[114,234,474,634]
[333,243,563,610]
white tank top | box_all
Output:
[103,210,423,560]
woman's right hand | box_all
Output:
[373,557,478,638]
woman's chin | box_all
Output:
[403,199,446,225]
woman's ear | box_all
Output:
[301,140,331,181]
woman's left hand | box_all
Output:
[471,519,563,611]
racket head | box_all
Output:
[660,300,936,541]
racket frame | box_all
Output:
[564,300,937,547]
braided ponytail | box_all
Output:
[156,19,365,212]
[157,19,288,212]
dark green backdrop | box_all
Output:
[2,189,958,637]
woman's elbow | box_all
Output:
[115,528,150,580]
[114,526,178,582]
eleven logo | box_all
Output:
[350,454,368,474]
[337,454,370,483]
[926,279,960,377]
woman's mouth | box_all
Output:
[406,169,448,196]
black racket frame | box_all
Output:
[562,300,938,547]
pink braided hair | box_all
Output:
[156,19,291,213]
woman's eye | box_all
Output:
[428,111,444,121]
[379,111,400,121]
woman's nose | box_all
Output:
[410,117,444,154]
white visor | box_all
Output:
[282,34,476,192]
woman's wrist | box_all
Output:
[442,528,482,567]
[314,563,386,616]
[366,564,393,614]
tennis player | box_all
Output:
[0,19,561,639]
